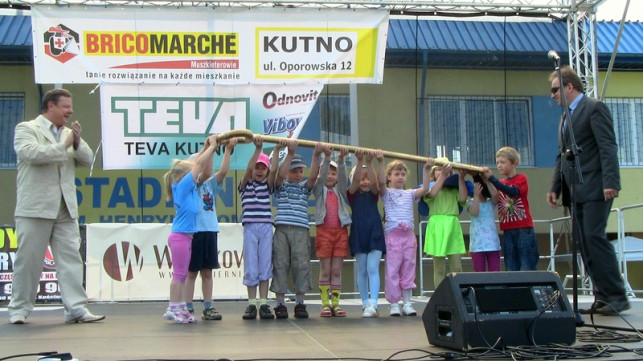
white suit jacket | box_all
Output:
[14,115,93,219]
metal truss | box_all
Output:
[568,1,603,98]
[1,0,573,16]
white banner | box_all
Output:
[100,83,322,170]
[86,223,250,301]
[31,6,388,85]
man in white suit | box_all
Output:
[8,88,105,324]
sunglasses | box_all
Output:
[551,87,560,94]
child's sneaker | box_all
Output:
[331,305,346,317]
[274,304,288,319]
[259,304,275,320]
[202,307,223,321]
[320,305,332,317]
[242,305,257,320]
[179,306,197,323]
[294,303,309,319]
[402,303,417,316]
[361,305,378,318]
[163,307,188,324]
[389,303,401,317]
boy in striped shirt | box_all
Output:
[270,139,325,319]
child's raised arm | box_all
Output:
[276,139,297,188]
[427,161,451,198]
[368,150,380,195]
[193,134,218,183]
[240,135,264,189]
[337,147,349,193]
[267,141,283,191]
[458,169,468,203]
[307,142,327,191]
[216,138,237,184]
[375,149,387,197]
[482,166,520,198]
[484,176,499,205]
[414,158,433,199]
[468,182,482,216]
[348,149,365,195]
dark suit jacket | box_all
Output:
[549,95,620,205]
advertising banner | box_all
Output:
[31,6,388,85]
[85,223,248,301]
[99,83,322,170]
[0,225,86,304]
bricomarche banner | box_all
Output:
[31,6,389,85]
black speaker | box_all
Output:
[423,271,576,350]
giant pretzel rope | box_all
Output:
[216,129,483,173]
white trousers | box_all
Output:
[8,201,88,321]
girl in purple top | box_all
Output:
[377,153,431,317]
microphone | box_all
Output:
[548,50,560,62]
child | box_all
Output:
[347,149,386,318]
[184,138,236,321]
[270,139,324,319]
[466,174,501,272]
[162,134,218,324]
[423,158,468,289]
[482,146,538,271]
[313,147,351,317]
[238,135,278,320]
[377,153,431,317]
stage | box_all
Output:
[1,296,642,361]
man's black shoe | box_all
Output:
[578,302,605,315]
[594,299,631,316]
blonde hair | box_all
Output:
[429,157,450,180]
[349,164,377,185]
[163,159,194,202]
[496,146,521,165]
[385,160,409,186]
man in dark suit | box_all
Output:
[546,66,629,316]
[8,89,105,324]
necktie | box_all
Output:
[562,108,572,138]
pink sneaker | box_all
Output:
[179,306,197,323]
[163,307,188,324]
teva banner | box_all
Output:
[100,83,322,170]
[31,6,389,85]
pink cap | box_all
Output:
[256,153,270,168]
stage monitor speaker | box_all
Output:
[422,271,576,351]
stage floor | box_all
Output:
[1,296,642,361]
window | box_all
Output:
[0,93,24,168]
[319,94,351,145]
[605,98,643,166]
[318,94,355,168]
[419,96,534,167]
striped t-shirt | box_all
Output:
[239,179,273,225]
[274,180,311,228]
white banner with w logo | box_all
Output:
[86,223,249,301]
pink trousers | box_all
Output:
[384,224,417,303]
